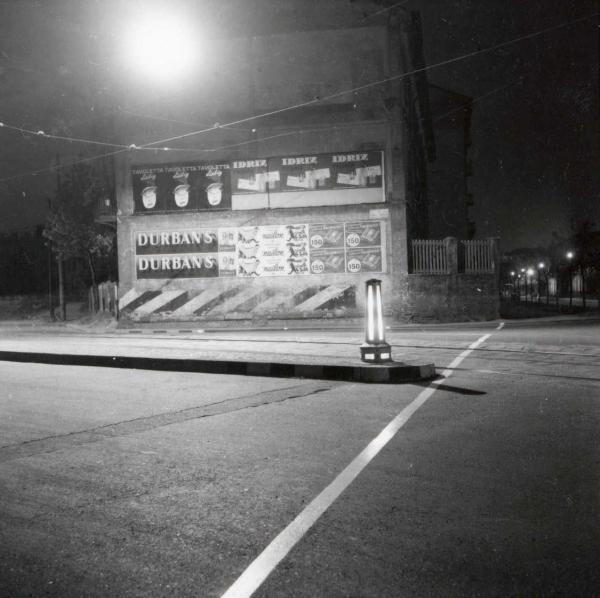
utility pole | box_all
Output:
[56,153,67,321]
[47,197,55,321]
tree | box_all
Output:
[43,160,116,314]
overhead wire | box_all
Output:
[0,9,596,186]
[362,0,411,19]
[0,120,130,149]
[430,79,523,124]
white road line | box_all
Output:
[497,322,505,330]
[221,332,493,598]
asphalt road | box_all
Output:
[1,320,599,597]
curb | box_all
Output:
[0,350,436,384]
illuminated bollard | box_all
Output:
[360,278,392,363]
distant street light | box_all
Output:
[537,262,547,304]
[526,268,534,302]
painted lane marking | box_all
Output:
[221,332,493,598]
[497,322,505,330]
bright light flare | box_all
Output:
[123,11,200,84]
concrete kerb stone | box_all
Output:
[0,350,436,384]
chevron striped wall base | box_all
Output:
[118,284,358,322]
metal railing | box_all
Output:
[412,239,448,274]
[411,238,497,274]
[462,239,495,274]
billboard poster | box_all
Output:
[308,223,345,250]
[136,253,220,279]
[136,229,219,255]
[231,152,383,195]
[346,247,383,273]
[134,220,384,279]
[237,224,309,277]
[309,248,346,274]
[132,162,231,214]
[344,221,382,248]
[230,151,384,209]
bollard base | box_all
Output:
[360,341,393,363]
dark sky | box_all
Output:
[0,0,598,250]
[417,0,599,250]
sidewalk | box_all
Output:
[0,314,437,384]
[2,310,600,379]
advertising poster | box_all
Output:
[344,221,382,248]
[308,223,345,250]
[309,249,346,274]
[136,229,219,255]
[230,151,384,209]
[134,220,384,279]
[230,151,383,195]
[132,162,231,214]
[136,253,220,279]
[237,224,309,277]
[346,247,383,273]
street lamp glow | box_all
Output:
[123,11,200,84]
[566,251,574,260]
[510,271,515,276]
[538,262,545,269]
[526,268,534,277]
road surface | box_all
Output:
[1,319,599,597]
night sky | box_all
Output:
[0,0,598,250]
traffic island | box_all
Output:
[0,350,436,384]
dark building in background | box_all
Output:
[427,84,475,241]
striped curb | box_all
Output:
[0,350,436,384]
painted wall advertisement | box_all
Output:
[135,221,385,279]
[131,150,384,213]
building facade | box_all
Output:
[114,7,498,324]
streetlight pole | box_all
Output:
[566,251,574,309]
[526,268,535,303]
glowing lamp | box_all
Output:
[360,279,392,363]
[122,10,200,85]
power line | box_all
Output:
[0,120,130,149]
[118,108,254,133]
[363,1,411,20]
[430,79,523,124]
